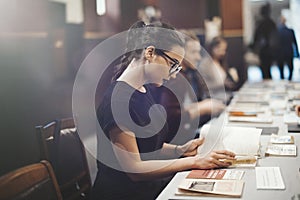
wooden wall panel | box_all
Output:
[158,0,206,29]
[220,0,243,30]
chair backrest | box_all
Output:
[0,160,62,200]
[36,118,92,200]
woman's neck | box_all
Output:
[117,60,146,93]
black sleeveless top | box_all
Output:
[91,81,169,200]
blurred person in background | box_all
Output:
[277,15,299,80]
[251,2,278,79]
[199,36,239,103]
[159,30,225,144]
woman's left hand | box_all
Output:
[177,138,205,157]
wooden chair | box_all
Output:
[36,118,92,200]
[0,160,62,200]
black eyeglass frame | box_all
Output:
[155,49,182,76]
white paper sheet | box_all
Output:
[255,167,285,190]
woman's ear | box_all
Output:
[144,46,156,62]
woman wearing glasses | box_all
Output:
[91,21,235,200]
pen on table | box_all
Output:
[229,111,257,117]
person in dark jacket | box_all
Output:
[252,2,278,79]
[277,15,299,80]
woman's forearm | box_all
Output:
[126,156,195,181]
[159,143,183,159]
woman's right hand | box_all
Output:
[193,150,236,169]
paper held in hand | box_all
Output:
[221,155,258,168]
[197,124,262,167]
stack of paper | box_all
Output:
[228,116,273,123]
[186,169,244,180]
[178,179,245,197]
[235,92,269,104]
[265,144,297,157]
[255,167,285,190]
[265,134,297,156]
[198,125,262,167]
[269,134,294,144]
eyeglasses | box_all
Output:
[156,49,182,76]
